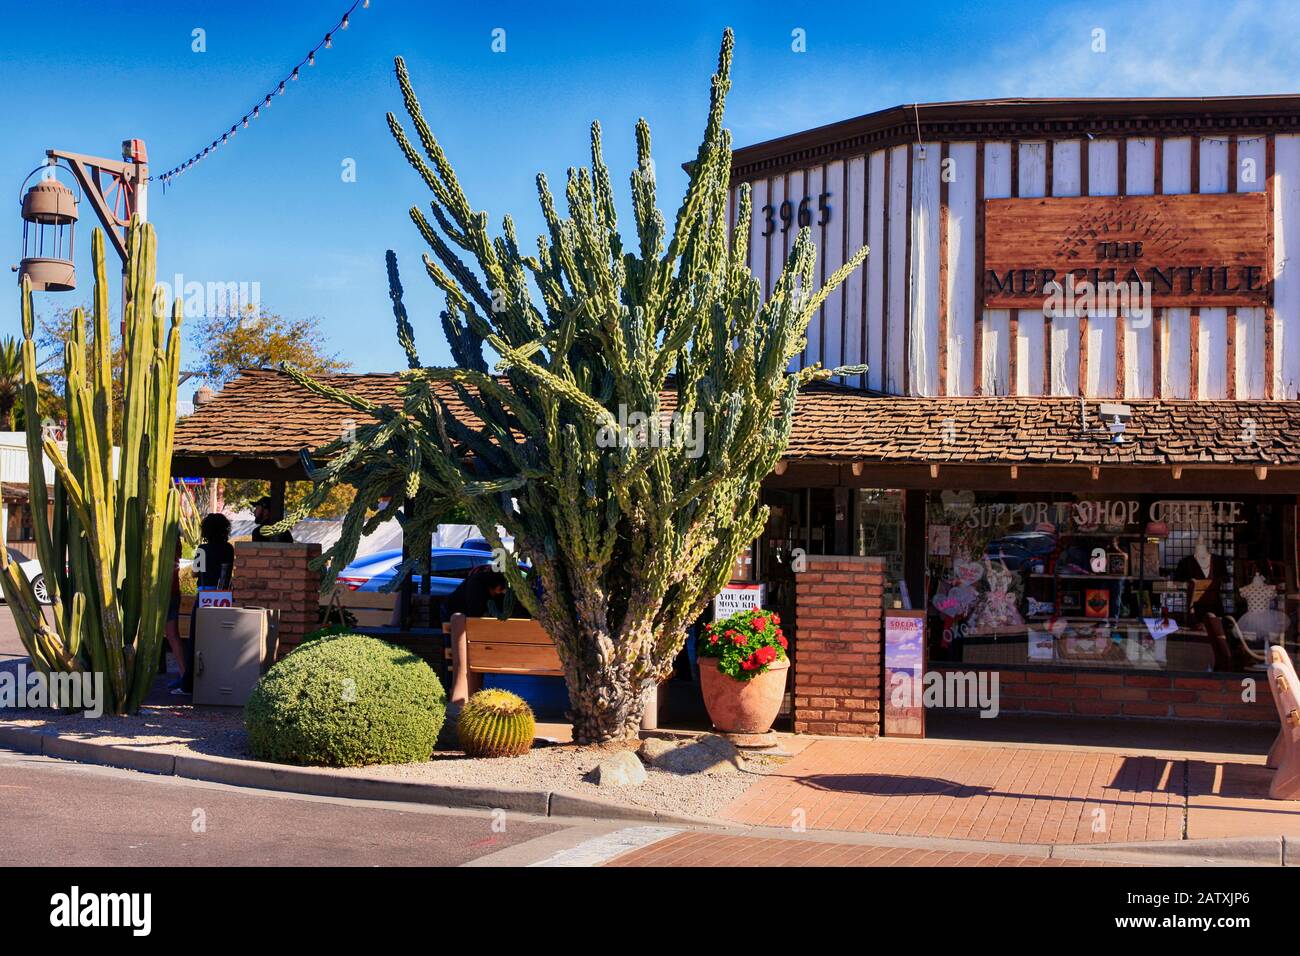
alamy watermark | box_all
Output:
[0,663,104,717]
[889,669,1001,718]
[595,404,705,458]
[1041,274,1152,327]
[153,273,262,319]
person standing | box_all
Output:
[176,514,236,696]
[251,495,293,543]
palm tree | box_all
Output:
[0,337,21,431]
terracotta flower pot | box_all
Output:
[699,656,789,735]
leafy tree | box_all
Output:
[189,306,349,387]
[0,337,22,431]
[223,478,356,523]
[285,31,865,742]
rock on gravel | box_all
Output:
[596,750,647,787]
[639,734,740,776]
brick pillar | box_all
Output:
[793,555,885,736]
[233,542,321,654]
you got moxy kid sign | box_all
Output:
[983,193,1268,309]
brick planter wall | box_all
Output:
[233,541,322,655]
[980,667,1276,724]
[792,555,885,736]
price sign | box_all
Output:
[197,590,234,609]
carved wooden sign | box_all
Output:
[983,193,1269,309]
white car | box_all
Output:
[4,547,49,604]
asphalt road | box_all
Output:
[0,749,563,867]
[0,604,26,660]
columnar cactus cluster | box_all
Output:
[0,220,182,714]
[284,31,866,742]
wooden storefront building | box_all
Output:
[730,95,1300,735]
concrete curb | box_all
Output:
[0,722,718,827]
[1051,835,1287,866]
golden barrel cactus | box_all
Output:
[457,689,535,758]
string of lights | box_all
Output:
[152,0,370,187]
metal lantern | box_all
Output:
[18,169,79,292]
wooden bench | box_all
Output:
[447,615,560,704]
[1267,645,1300,799]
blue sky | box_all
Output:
[3,0,1299,399]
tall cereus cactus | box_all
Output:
[0,220,182,714]
[283,30,866,742]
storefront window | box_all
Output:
[924,491,1296,674]
[855,489,905,604]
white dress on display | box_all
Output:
[1236,574,1290,642]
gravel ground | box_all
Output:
[0,703,776,820]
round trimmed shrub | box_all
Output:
[245,634,446,767]
[457,689,535,758]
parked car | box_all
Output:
[983,531,1057,571]
[336,547,496,596]
[3,547,49,604]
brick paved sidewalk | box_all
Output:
[720,737,1300,845]
[604,830,1112,867]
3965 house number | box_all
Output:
[761,192,832,236]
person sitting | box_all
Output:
[251,495,293,543]
[446,566,509,619]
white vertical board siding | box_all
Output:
[866,150,887,392]
[1125,139,1156,396]
[947,142,977,395]
[1089,140,1120,196]
[1197,138,1230,398]
[1200,138,1230,193]
[1123,304,1155,397]
[843,155,867,388]
[1164,310,1193,397]
[1238,309,1267,398]
[886,145,908,393]
[1015,142,1047,395]
[1276,135,1300,399]
[1161,138,1193,397]
[1126,139,1156,197]
[1162,138,1193,193]
[766,175,785,302]
[803,166,825,371]
[821,163,845,379]
[910,145,941,396]
[982,142,1012,395]
[1238,136,1267,193]
[1236,136,1267,397]
[748,179,768,306]
[1055,140,1082,196]
[786,170,805,367]
[1086,315,1118,396]
[1049,141,1081,395]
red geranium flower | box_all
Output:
[709,634,719,644]
[778,634,788,649]
[772,613,781,625]
[753,615,768,631]
[754,645,777,665]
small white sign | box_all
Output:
[713,582,765,620]
[197,590,234,609]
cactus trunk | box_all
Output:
[2,219,182,715]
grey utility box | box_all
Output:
[193,606,280,707]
